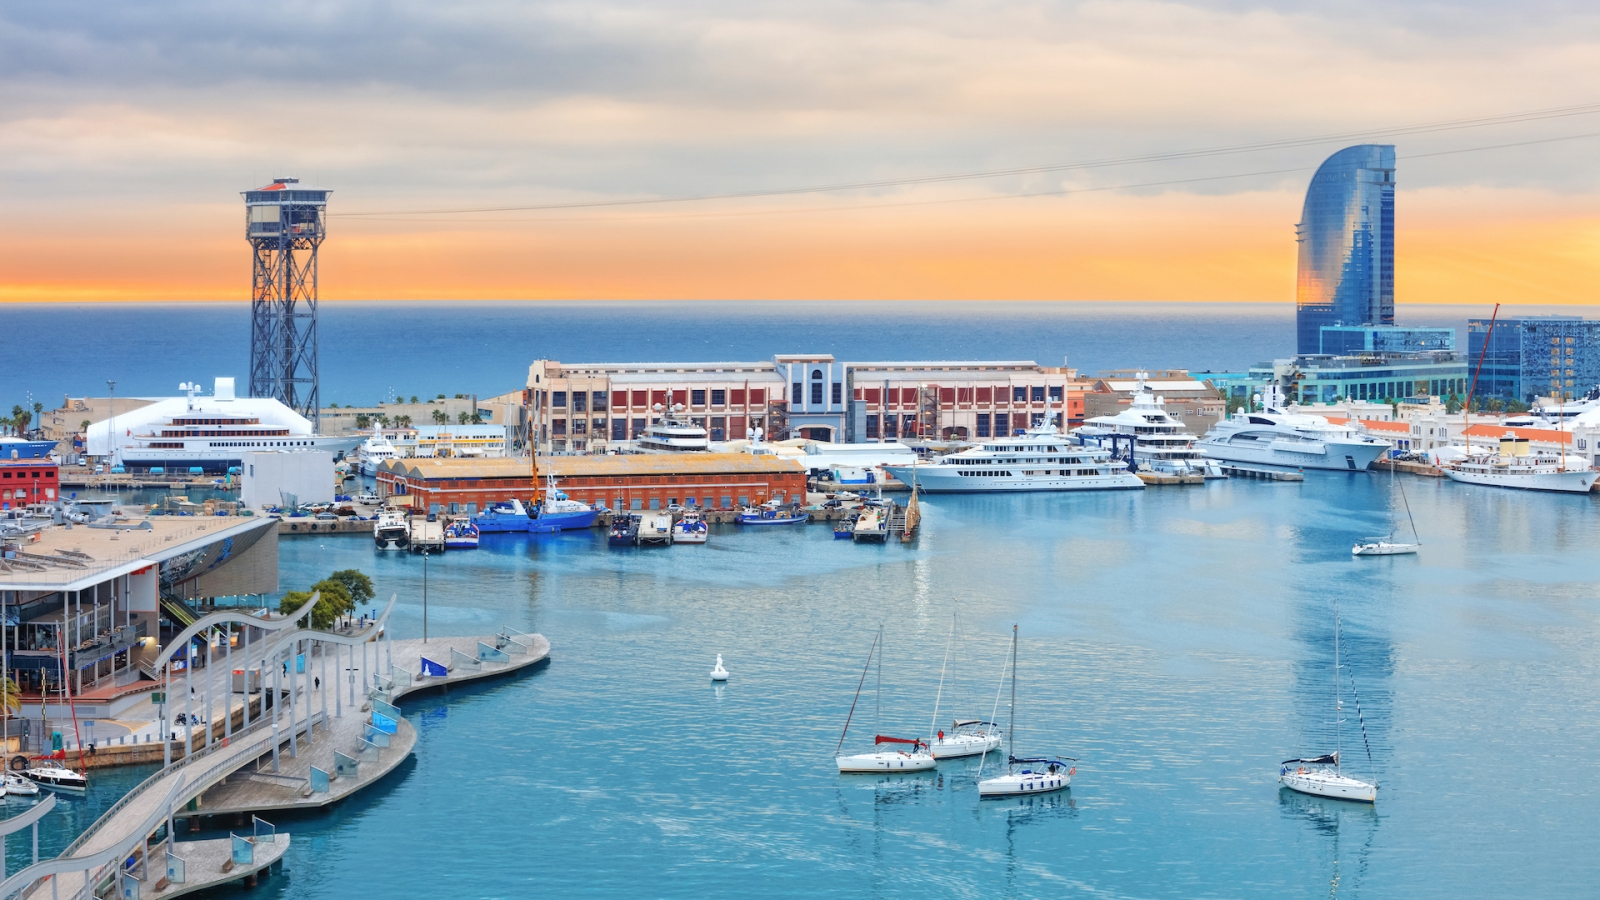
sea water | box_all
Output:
[154,473,1600,898]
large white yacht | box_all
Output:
[1197,387,1389,471]
[636,405,710,452]
[1076,373,1224,478]
[85,378,361,474]
[357,432,399,476]
[882,427,1143,493]
[1440,433,1598,493]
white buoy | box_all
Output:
[710,654,729,681]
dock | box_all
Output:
[140,833,290,898]
[1136,471,1206,486]
[1218,464,1304,481]
[1373,459,1444,477]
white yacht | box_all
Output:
[357,432,399,476]
[931,720,1003,759]
[1197,388,1389,471]
[374,508,410,550]
[86,377,361,474]
[1441,433,1598,493]
[883,427,1143,493]
[637,405,710,453]
[1076,373,1225,478]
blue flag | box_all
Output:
[420,657,449,678]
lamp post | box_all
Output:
[421,548,429,643]
[105,380,116,477]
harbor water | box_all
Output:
[158,472,1600,898]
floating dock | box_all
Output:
[1218,464,1304,481]
[1136,471,1206,486]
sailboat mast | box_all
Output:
[835,632,878,755]
[1333,601,1342,773]
[929,616,953,745]
[875,626,882,738]
[1008,624,1017,763]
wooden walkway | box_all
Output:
[143,834,289,899]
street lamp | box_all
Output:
[421,548,429,643]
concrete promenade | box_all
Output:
[144,834,290,899]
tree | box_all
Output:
[278,575,357,630]
[377,414,391,427]
[355,415,371,430]
[1505,398,1530,414]
[1485,398,1504,413]
[1445,394,1463,414]
[432,409,448,425]
[10,407,30,433]
[409,395,418,404]
[436,394,446,400]
[457,411,471,425]
[31,402,42,417]
[396,415,412,427]
[328,402,340,409]
[80,419,91,433]
[0,673,20,716]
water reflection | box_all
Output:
[1278,788,1379,897]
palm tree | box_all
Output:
[432,409,449,425]
[396,415,412,427]
[456,411,471,425]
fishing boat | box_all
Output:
[374,508,409,550]
[736,504,809,525]
[473,498,533,533]
[3,773,39,796]
[671,511,709,544]
[835,630,937,773]
[1354,453,1420,556]
[608,514,640,546]
[1280,600,1378,803]
[977,626,1075,797]
[833,514,857,540]
[443,518,480,550]
[529,488,600,533]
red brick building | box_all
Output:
[377,454,806,514]
[1,461,59,509]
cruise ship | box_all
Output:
[1075,374,1224,478]
[85,378,361,473]
[1197,388,1389,471]
[882,427,1143,493]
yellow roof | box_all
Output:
[378,453,801,480]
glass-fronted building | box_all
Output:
[1318,324,1453,356]
[1232,353,1467,406]
[1295,145,1396,354]
[1467,315,1600,402]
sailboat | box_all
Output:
[928,616,1003,759]
[977,626,1074,797]
[835,629,936,773]
[1280,600,1378,803]
[1353,452,1420,556]
[25,643,89,794]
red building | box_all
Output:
[0,461,59,509]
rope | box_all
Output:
[834,632,878,756]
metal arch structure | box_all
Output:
[150,592,319,672]
[245,178,331,428]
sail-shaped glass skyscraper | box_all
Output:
[1295,145,1395,354]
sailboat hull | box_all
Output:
[1352,541,1419,556]
[931,732,1002,759]
[977,771,1070,797]
[836,752,937,773]
[1278,770,1376,803]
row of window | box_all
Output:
[793,382,845,406]
[549,389,773,409]
[0,470,55,479]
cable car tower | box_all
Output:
[244,177,330,427]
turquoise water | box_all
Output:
[145,472,1599,898]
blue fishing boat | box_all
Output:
[472,498,534,533]
[736,504,810,525]
[528,490,599,533]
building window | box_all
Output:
[552,392,567,408]
[631,417,646,437]
[866,415,880,438]
[594,418,607,436]
[706,389,723,406]
[632,390,647,407]
[710,417,726,441]
[884,416,897,438]
[592,391,608,411]
[976,413,991,437]
[793,382,803,404]
[731,389,745,405]
[571,419,586,434]
[1013,386,1026,402]
[832,383,842,405]
[1031,386,1045,403]
[811,381,823,406]
[691,389,706,406]
[573,392,587,413]
[612,420,627,441]
[1049,386,1063,402]
[552,419,567,435]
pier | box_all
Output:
[1218,464,1305,481]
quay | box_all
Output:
[1218,464,1304,481]
[1373,458,1444,477]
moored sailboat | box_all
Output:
[835,629,936,773]
[977,625,1074,797]
[1280,600,1378,803]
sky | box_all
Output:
[1,0,1598,304]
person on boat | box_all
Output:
[938,730,945,741]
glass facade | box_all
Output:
[1318,325,1453,356]
[1467,315,1600,402]
[1296,145,1396,354]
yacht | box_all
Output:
[356,433,399,476]
[1075,373,1225,477]
[374,508,410,550]
[883,427,1143,493]
[1197,388,1389,471]
[23,761,87,793]
[931,719,1003,760]
[87,378,361,474]
[1441,434,1598,493]
[636,405,709,452]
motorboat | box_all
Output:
[1279,599,1378,803]
[851,506,889,542]
[529,488,600,533]
[835,629,937,774]
[833,514,857,540]
[637,512,673,545]
[710,654,729,681]
[1439,434,1598,493]
[636,405,710,452]
[1280,753,1378,803]
[3,773,39,796]
[1352,540,1419,556]
[1197,387,1389,471]
[885,427,1143,493]
[977,625,1075,798]
[443,518,480,550]
[672,511,709,544]
[931,720,1003,759]
[1075,372,1225,477]
[373,508,409,550]
[737,505,809,525]
[23,761,87,793]
[356,433,398,476]
[608,514,640,546]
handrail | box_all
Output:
[0,777,189,900]
[0,795,55,836]
[150,592,319,670]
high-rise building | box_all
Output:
[1295,145,1395,354]
[1318,324,1454,356]
[1468,315,1600,402]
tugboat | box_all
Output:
[608,514,640,546]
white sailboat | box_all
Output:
[1353,453,1420,556]
[1280,601,1378,803]
[977,626,1075,797]
[835,629,936,773]
[928,617,1003,759]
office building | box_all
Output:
[1467,315,1600,402]
[1318,324,1454,356]
[1295,145,1396,354]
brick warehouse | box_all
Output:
[2,460,60,509]
[376,454,806,514]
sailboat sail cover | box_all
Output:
[1280,753,1338,766]
[875,735,926,748]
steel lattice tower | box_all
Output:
[245,178,331,427]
